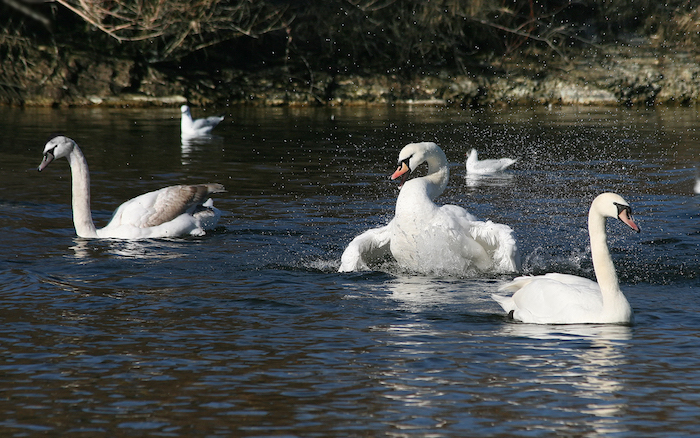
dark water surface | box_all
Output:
[0,105,698,437]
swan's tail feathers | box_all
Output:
[497,275,535,293]
[339,225,392,272]
[204,183,226,195]
[501,158,518,171]
[188,183,225,208]
[468,221,521,273]
[491,293,514,312]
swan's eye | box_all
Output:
[614,202,632,220]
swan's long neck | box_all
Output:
[588,209,622,303]
[181,112,193,130]
[395,146,449,215]
[424,151,449,200]
[467,150,477,167]
[66,146,98,238]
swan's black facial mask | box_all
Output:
[391,157,412,188]
[614,202,640,233]
[614,202,632,218]
[397,158,411,186]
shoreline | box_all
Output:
[3,45,700,108]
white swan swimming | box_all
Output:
[339,142,520,276]
[466,149,517,174]
[695,177,700,194]
[492,192,640,324]
[181,105,224,138]
[38,136,226,239]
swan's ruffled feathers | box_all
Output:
[434,205,520,273]
[339,224,392,272]
[467,220,520,273]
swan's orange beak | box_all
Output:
[391,162,410,187]
[618,208,640,233]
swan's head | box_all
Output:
[592,192,640,233]
[466,148,478,160]
[391,142,445,187]
[38,136,77,172]
[180,105,191,115]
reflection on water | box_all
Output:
[0,105,698,436]
[465,172,515,188]
[69,238,187,260]
[499,323,632,436]
[180,135,224,165]
[382,275,495,314]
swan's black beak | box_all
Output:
[615,203,640,233]
[38,150,55,172]
[391,160,411,188]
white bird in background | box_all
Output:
[466,148,517,175]
[339,141,520,276]
[38,136,226,239]
[492,192,640,325]
[695,177,700,194]
[180,105,224,138]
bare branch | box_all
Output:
[2,0,52,28]
[50,0,290,61]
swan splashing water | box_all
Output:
[339,141,520,276]
[38,136,226,239]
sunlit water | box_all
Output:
[0,105,698,436]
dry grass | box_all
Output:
[53,0,290,61]
[4,0,700,73]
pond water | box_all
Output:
[0,104,698,437]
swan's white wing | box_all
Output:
[431,205,491,271]
[438,205,519,273]
[467,219,520,272]
[191,115,224,131]
[438,204,478,222]
[493,273,602,324]
[339,223,392,272]
[414,204,519,274]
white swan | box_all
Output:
[181,105,224,138]
[492,193,640,324]
[466,149,517,174]
[695,177,700,194]
[339,142,520,276]
[38,136,226,239]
